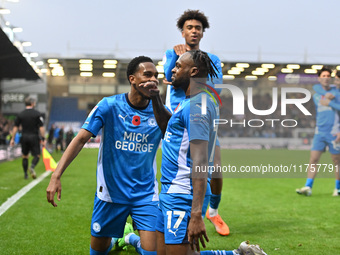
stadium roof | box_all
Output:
[0,27,40,80]
[41,57,340,84]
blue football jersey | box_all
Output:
[313,83,338,95]
[160,92,219,195]
[163,49,223,112]
[82,93,162,205]
[313,87,340,134]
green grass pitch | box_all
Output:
[1,148,339,254]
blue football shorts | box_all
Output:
[156,193,193,244]
[91,195,158,238]
[311,133,340,154]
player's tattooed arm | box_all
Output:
[149,89,172,135]
[188,139,209,252]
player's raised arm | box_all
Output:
[46,128,93,207]
[174,44,188,56]
[149,88,172,135]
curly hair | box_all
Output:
[126,56,154,82]
[177,9,210,32]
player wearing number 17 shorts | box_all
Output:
[163,9,229,236]
[148,50,267,255]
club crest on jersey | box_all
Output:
[148,117,157,127]
[92,222,101,233]
[132,115,141,126]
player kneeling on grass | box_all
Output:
[46,56,163,255]
[144,49,267,255]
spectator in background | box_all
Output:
[14,127,22,144]
[10,97,46,179]
[56,125,64,153]
[54,125,60,145]
[0,115,9,145]
[65,128,74,149]
[47,123,55,152]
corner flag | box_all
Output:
[42,147,57,172]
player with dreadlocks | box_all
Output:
[142,50,267,255]
[163,9,230,236]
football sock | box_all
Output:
[22,158,28,173]
[210,193,221,210]
[200,250,235,255]
[127,233,143,255]
[142,250,157,255]
[335,180,340,190]
[31,156,40,168]
[89,239,113,255]
[305,178,314,188]
[209,208,218,217]
[90,247,106,255]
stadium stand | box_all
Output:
[48,97,87,130]
[0,12,339,151]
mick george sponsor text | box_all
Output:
[115,131,154,152]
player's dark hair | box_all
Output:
[177,9,209,32]
[127,56,154,81]
[187,50,218,80]
[317,67,332,77]
[336,70,340,78]
[25,96,36,106]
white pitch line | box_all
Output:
[0,171,52,217]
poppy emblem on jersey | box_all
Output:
[132,115,141,126]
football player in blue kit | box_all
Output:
[46,56,162,255]
[163,9,229,235]
[147,50,267,255]
[296,67,340,196]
